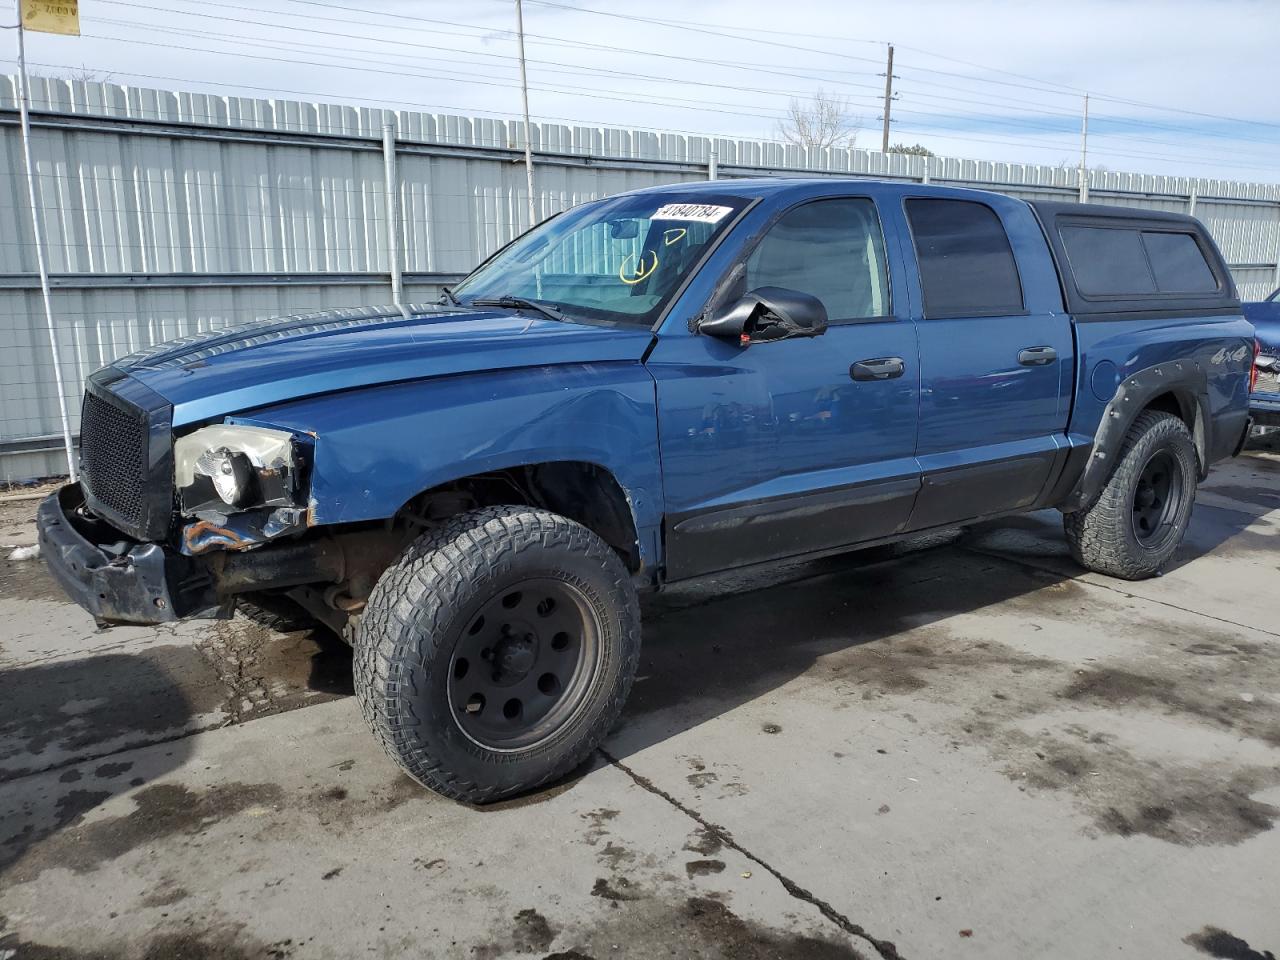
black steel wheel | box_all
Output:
[1129,448,1186,549]
[354,506,641,804]
[448,578,602,751]
[1064,410,1198,580]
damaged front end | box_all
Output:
[174,423,312,556]
[40,416,408,629]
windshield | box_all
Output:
[453,192,750,325]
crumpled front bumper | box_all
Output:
[37,483,220,625]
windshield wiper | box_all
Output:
[438,285,461,306]
[470,296,568,323]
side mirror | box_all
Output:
[699,286,828,343]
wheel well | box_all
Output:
[1143,389,1205,468]
[400,462,641,571]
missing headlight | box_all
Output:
[175,424,305,518]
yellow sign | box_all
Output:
[20,0,80,36]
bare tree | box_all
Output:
[775,91,861,150]
[888,142,935,157]
[36,65,116,84]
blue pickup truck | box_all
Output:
[38,179,1255,802]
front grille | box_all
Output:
[1256,366,1280,395]
[80,388,149,534]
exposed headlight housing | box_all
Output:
[175,424,305,518]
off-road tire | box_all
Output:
[236,592,317,633]
[1064,411,1198,580]
[353,505,641,804]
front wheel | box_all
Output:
[1064,410,1198,580]
[353,506,641,804]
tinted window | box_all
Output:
[1142,231,1218,293]
[1061,225,1156,296]
[905,198,1023,317]
[745,198,890,320]
[1060,225,1219,297]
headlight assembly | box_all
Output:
[174,424,305,517]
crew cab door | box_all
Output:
[648,195,920,581]
[901,196,1074,529]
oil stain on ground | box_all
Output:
[0,924,291,959]
[752,531,1280,847]
[2,781,284,882]
[532,895,868,960]
[1185,925,1277,960]
[0,648,220,782]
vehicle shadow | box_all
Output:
[0,649,202,878]
[606,527,1071,761]
[607,453,1275,765]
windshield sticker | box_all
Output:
[619,250,659,285]
[651,203,732,224]
[663,228,687,246]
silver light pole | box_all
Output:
[514,0,536,229]
[1078,93,1090,203]
[9,0,76,479]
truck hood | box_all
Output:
[113,304,655,427]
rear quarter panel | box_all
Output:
[1069,313,1255,466]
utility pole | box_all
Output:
[1078,93,1090,203]
[8,0,76,479]
[881,43,894,154]
[514,0,536,228]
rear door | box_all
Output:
[902,195,1074,529]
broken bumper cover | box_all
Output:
[37,483,219,625]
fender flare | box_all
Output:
[1058,358,1209,513]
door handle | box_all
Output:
[850,357,905,381]
[1017,346,1058,366]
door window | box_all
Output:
[744,199,890,321]
[905,198,1024,317]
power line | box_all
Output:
[85,14,878,107]
[81,9,1280,164]
[22,0,1279,179]
[78,28,835,124]
[522,0,1280,134]
[91,0,889,94]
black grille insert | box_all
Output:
[80,389,149,534]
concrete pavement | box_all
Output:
[1,448,1278,959]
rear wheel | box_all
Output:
[1064,410,1198,580]
[353,506,640,804]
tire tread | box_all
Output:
[353,505,640,804]
[1063,410,1197,580]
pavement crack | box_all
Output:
[962,545,1280,641]
[599,747,904,960]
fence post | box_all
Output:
[382,120,408,318]
[12,16,77,479]
[1187,188,1197,219]
[708,145,718,180]
[1273,209,1280,291]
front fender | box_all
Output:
[232,362,663,563]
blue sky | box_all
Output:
[10,0,1280,182]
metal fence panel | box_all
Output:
[2,75,1278,480]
